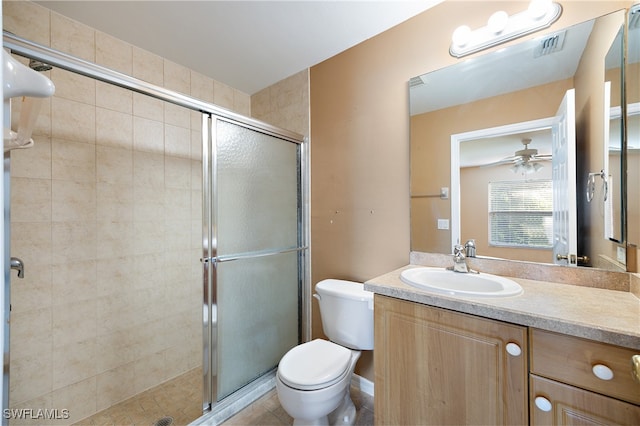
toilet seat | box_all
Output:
[278,339,352,391]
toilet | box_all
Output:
[276,279,374,426]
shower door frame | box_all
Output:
[2,31,311,420]
[202,114,307,411]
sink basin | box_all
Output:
[400,267,523,297]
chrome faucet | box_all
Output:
[450,245,469,273]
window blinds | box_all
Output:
[488,179,553,248]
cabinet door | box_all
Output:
[374,295,527,425]
[531,375,640,425]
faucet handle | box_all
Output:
[453,244,465,257]
[464,239,476,257]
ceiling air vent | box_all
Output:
[630,4,640,31]
[409,76,424,87]
[533,30,566,58]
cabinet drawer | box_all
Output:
[530,328,640,405]
[530,375,640,425]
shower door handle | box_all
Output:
[10,257,24,278]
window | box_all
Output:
[488,179,553,248]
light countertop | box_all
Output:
[365,265,640,350]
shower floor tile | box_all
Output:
[73,368,203,426]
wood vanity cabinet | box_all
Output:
[374,295,528,425]
[529,329,640,425]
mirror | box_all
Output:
[627,4,640,267]
[604,25,624,245]
[409,10,628,270]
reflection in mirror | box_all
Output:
[409,10,628,270]
[459,127,554,264]
[627,4,640,270]
[604,25,624,244]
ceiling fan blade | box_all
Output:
[480,157,517,168]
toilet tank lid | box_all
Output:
[315,279,373,301]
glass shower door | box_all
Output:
[204,117,301,405]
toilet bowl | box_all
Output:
[276,340,360,425]
[276,279,374,426]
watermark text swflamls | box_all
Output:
[3,408,70,420]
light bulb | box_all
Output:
[452,25,471,47]
[488,11,509,34]
[528,0,552,20]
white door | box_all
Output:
[552,89,578,266]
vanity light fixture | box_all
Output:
[450,0,562,58]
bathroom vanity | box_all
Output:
[365,260,640,425]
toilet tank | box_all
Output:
[315,279,374,350]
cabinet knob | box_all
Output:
[592,364,614,381]
[534,396,552,412]
[505,342,521,356]
[632,355,640,384]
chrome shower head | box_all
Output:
[28,59,52,72]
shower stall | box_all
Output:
[2,30,308,425]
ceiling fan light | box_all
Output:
[511,161,543,175]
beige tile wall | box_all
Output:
[251,70,309,139]
[251,70,310,345]
[4,1,251,423]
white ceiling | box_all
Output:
[36,0,443,95]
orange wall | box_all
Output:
[310,0,630,381]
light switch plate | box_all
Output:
[437,219,449,230]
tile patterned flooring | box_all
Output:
[221,386,374,426]
[73,368,374,426]
[73,368,203,426]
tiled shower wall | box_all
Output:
[4,0,251,422]
[251,70,310,139]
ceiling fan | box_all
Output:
[484,138,552,173]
